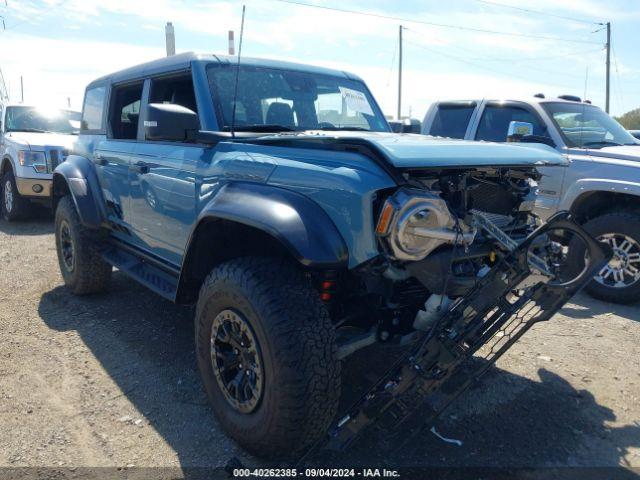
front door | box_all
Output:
[128,72,201,266]
[129,144,199,266]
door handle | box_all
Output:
[132,160,150,174]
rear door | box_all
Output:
[471,101,567,219]
[93,81,144,236]
[128,71,201,266]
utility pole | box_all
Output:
[397,25,403,120]
[605,22,611,114]
[228,30,235,55]
[165,22,176,56]
[20,76,23,103]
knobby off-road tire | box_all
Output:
[195,257,341,459]
[1,169,33,222]
[582,211,640,304]
[55,195,112,295]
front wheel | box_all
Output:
[582,211,640,304]
[1,169,33,221]
[55,196,112,295]
[195,257,340,458]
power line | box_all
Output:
[0,0,69,33]
[611,44,625,110]
[273,0,602,45]
[403,38,581,91]
[404,29,598,81]
[471,0,599,26]
[474,48,604,64]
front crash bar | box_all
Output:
[312,211,612,456]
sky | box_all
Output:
[2,0,640,119]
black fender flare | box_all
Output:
[52,155,105,229]
[178,182,349,301]
[190,182,348,267]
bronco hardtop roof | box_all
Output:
[86,52,363,89]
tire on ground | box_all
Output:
[54,195,112,295]
[582,211,640,304]
[195,257,341,459]
[1,169,33,222]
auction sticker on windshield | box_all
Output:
[339,87,374,116]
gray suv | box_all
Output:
[0,104,80,221]
[422,96,640,304]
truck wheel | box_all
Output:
[1,169,32,221]
[54,196,112,295]
[195,257,340,458]
[582,211,640,304]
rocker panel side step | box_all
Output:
[101,245,179,301]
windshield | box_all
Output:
[207,64,389,132]
[5,106,81,135]
[543,102,639,148]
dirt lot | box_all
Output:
[1,215,639,474]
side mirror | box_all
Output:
[144,103,199,142]
[507,120,533,141]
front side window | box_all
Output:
[5,106,80,135]
[430,103,475,139]
[206,64,389,132]
[149,74,198,113]
[542,102,639,148]
[82,86,106,131]
[109,82,143,140]
[146,73,200,142]
[475,105,547,143]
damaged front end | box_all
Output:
[316,166,612,455]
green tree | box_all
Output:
[615,108,640,129]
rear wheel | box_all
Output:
[1,169,33,221]
[55,195,112,295]
[195,257,340,458]
[582,211,640,304]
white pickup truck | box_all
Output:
[0,104,80,221]
[422,95,640,304]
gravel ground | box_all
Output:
[1,215,639,475]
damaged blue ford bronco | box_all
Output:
[52,53,610,459]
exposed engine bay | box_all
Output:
[329,166,551,356]
[303,205,611,461]
[297,163,612,461]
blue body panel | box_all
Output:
[268,132,566,169]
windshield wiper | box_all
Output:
[582,140,623,148]
[227,124,297,132]
[313,126,370,132]
[8,128,50,133]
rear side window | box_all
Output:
[109,82,144,140]
[430,104,475,139]
[81,86,106,131]
[475,105,546,142]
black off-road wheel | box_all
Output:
[1,169,33,222]
[195,257,340,459]
[582,211,640,304]
[55,196,112,295]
